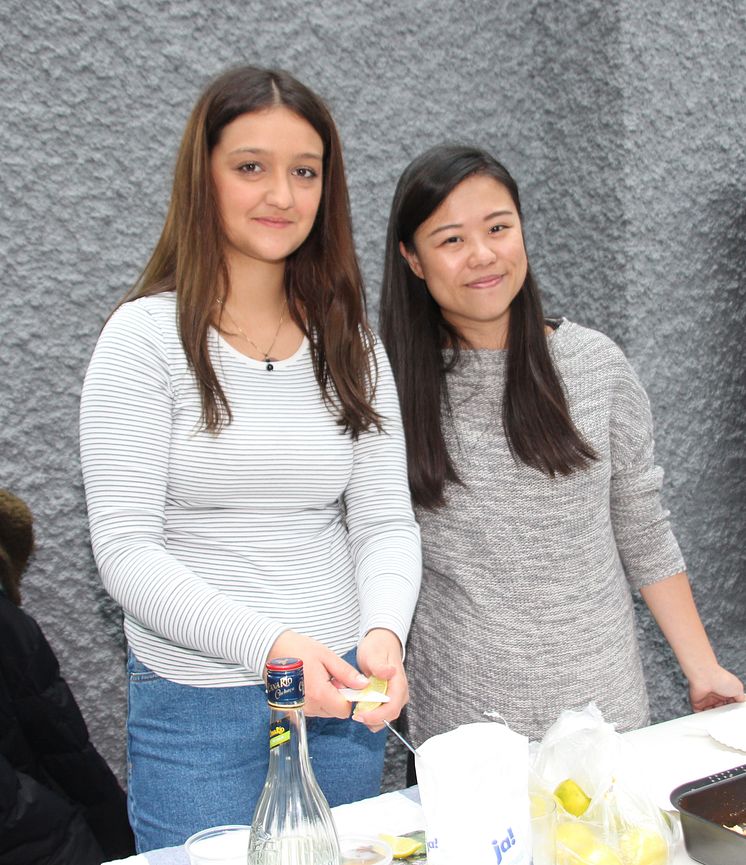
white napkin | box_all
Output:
[704,702,746,752]
[624,703,746,811]
[332,786,424,838]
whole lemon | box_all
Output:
[584,844,623,865]
[618,827,667,865]
[557,822,598,856]
[554,779,592,817]
[557,825,623,865]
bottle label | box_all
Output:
[269,721,291,748]
[266,664,305,707]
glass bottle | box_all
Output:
[247,657,341,865]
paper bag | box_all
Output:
[415,722,531,865]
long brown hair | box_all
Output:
[379,146,596,508]
[124,66,379,434]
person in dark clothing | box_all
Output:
[0,488,135,864]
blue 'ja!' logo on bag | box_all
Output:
[492,827,516,864]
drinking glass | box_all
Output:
[339,833,394,864]
[185,824,252,865]
[530,792,557,865]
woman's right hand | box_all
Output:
[267,631,369,718]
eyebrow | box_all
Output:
[426,209,515,238]
[227,146,323,161]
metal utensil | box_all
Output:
[336,687,421,758]
[384,720,421,759]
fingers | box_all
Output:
[692,692,744,712]
[353,666,409,730]
[355,629,402,683]
[302,665,349,719]
[353,706,393,732]
[362,660,397,681]
[353,628,409,731]
[264,628,411,724]
[689,667,746,712]
[324,652,370,691]
[306,652,367,719]
[266,630,364,719]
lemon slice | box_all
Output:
[378,833,422,859]
[354,676,388,714]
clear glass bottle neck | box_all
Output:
[249,699,339,864]
[267,703,312,773]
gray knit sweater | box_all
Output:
[405,319,685,745]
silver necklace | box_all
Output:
[216,297,287,371]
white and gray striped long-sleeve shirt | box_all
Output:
[80,293,421,687]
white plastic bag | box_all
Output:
[531,702,621,800]
[531,704,675,865]
[415,722,531,865]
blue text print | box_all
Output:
[492,827,516,864]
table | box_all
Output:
[105,702,746,864]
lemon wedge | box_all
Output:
[556,824,622,865]
[378,833,423,859]
[354,676,388,714]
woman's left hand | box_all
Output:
[640,572,745,713]
[352,628,408,732]
[689,665,745,711]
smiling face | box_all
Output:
[400,173,528,349]
[210,105,324,272]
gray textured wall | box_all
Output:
[1,0,744,793]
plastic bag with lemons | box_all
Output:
[531,705,675,865]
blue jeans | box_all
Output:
[126,649,387,852]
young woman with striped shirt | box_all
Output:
[80,66,420,851]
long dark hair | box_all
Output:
[379,145,596,507]
[124,65,379,435]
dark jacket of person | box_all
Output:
[0,590,135,864]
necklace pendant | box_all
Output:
[265,358,274,371]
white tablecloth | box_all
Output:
[106,702,746,865]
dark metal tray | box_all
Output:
[670,764,746,865]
